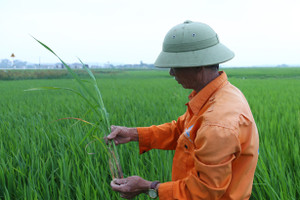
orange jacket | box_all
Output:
[137,71,259,200]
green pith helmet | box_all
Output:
[154,20,234,68]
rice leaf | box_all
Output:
[29,37,124,179]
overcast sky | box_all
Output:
[1,0,299,66]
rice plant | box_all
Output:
[25,38,123,180]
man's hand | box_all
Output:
[110,176,151,199]
[105,125,138,145]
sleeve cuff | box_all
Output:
[137,127,152,154]
[158,182,174,200]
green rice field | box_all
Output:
[0,67,299,199]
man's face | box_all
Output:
[169,67,199,89]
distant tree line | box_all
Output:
[0,59,155,69]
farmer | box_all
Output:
[107,20,259,199]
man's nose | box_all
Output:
[169,68,175,76]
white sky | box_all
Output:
[0,0,300,66]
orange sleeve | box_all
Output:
[137,114,186,154]
[158,124,241,200]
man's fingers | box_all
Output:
[111,125,116,132]
[120,193,134,199]
[111,180,122,192]
[113,178,128,185]
[104,136,119,145]
[110,177,145,199]
[107,128,120,140]
[111,178,128,192]
[120,192,140,199]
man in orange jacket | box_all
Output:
[107,20,259,199]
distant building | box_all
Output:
[70,63,82,69]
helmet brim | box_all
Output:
[154,42,234,68]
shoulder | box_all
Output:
[202,82,254,130]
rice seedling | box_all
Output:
[25,38,123,180]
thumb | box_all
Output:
[107,128,120,140]
[113,178,128,186]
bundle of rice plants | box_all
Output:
[25,37,123,179]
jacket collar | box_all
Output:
[186,71,228,115]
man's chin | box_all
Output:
[176,81,188,89]
[180,84,193,90]
[181,84,188,89]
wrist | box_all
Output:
[148,181,160,199]
[139,179,152,192]
[156,183,160,191]
[129,128,139,142]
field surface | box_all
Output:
[0,67,299,199]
